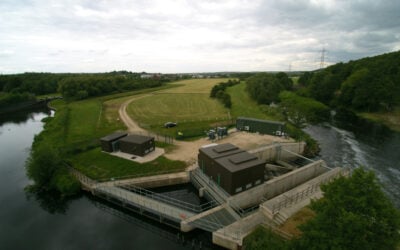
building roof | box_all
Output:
[119,134,154,144]
[215,151,265,173]
[100,132,128,142]
[199,143,243,159]
[237,116,285,126]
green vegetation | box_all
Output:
[126,78,232,138]
[243,226,288,250]
[246,72,293,104]
[298,51,400,112]
[209,79,240,108]
[227,82,276,120]
[69,148,185,180]
[0,92,36,109]
[279,91,330,126]
[244,168,400,250]
[359,107,400,132]
[296,168,400,250]
[27,84,187,196]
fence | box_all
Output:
[121,184,217,214]
[270,168,347,214]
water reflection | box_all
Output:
[24,185,81,214]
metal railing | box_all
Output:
[270,169,346,214]
[120,184,217,214]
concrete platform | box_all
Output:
[109,147,165,163]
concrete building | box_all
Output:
[198,143,265,195]
[119,134,155,156]
[236,117,285,136]
[100,132,128,152]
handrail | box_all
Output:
[120,184,217,214]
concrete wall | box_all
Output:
[96,172,190,189]
[249,142,306,162]
[228,160,328,208]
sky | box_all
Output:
[0,0,399,74]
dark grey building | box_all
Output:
[236,117,285,136]
[119,134,155,156]
[100,132,128,152]
[198,143,265,195]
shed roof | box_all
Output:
[119,134,154,144]
[199,143,243,159]
[100,132,128,142]
[237,116,285,126]
[215,151,265,173]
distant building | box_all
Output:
[198,143,265,195]
[236,117,285,136]
[119,134,155,156]
[100,132,128,152]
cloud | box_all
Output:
[0,0,399,73]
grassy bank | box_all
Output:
[359,107,400,132]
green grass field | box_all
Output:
[125,78,232,136]
[69,148,186,180]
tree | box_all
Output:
[295,168,400,250]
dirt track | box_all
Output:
[119,96,293,164]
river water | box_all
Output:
[304,122,400,208]
[1,109,399,250]
[0,109,215,250]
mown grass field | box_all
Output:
[126,78,233,136]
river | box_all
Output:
[1,109,399,249]
[304,121,400,208]
[0,109,215,250]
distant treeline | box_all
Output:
[298,50,400,112]
[0,92,36,109]
[0,71,173,100]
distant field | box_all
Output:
[164,78,229,94]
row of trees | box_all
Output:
[0,72,171,100]
[0,92,36,109]
[58,75,165,100]
[298,50,400,111]
[209,79,240,108]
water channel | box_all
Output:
[1,108,399,249]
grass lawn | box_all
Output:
[125,78,233,137]
[69,147,186,180]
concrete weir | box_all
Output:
[71,142,349,250]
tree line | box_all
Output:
[0,71,172,100]
[209,79,240,108]
[298,50,400,112]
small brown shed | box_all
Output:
[100,132,128,152]
[119,134,155,156]
[198,143,265,195]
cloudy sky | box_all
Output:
[0,0,399,73]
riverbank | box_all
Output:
[359,107,400,132]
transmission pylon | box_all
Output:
[320,48,326,69]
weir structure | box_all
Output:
[71,142,349,250]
